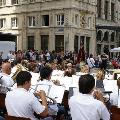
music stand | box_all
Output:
[103,91,113,101]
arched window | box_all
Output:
[103,31,109,41]
[97,30,102,41]
[111,32,115,42]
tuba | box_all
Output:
[11,64,23,81]
[11,64,28,81]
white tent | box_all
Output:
[110,47,120,52]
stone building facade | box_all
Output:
[96,0,120,55]
[1,0,120,56]
[0,0,96,55]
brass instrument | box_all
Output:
[11,64,28,81]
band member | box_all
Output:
[38,66,65,120]
[0,62,14,93]
[69,74,110,120]
[5,71,48,120]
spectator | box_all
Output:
[86,54,95,68]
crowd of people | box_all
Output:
[0,48,118,120]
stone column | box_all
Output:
[84,36,87,52]
[68,28,74,52]
[78,35,80,52]
[17,33,23,50]
[22,29,27,50]
[49,28,55,51]
[101,44,104,53]
[35,30,41,51]
[108,31,111,50]
[89,31,96,56]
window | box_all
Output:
[111,32,115,42]
[74,35,78,53]
[111,3,115,21]
[97,30,103,41]
[0,0,6,6]
[56,14,64,26]
[0,18,6,28]
[104,1,109,20]
[97,0,102,18]
[11,17,18,28]
[103,31,109,41]
[87,17,91,28]
[55,35,64,52]
[42,15,49,26]
[28,16,35,27]
[75,14,78,25]
[41,35,48,51]
[28,36,34,50]
[11,0,18,5]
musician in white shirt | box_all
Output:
[69,74,110,120]
[39,66,60,86]
[0,62,14,93]
[38,66,65,120]
[5,71,48,120]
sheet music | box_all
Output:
[35,83,65,103]
[103,80,118,105]
[72,75,79,88]
[36,84,52,96]
[29,85,37,93]
[48,84,65,103]
[59,76,73,90]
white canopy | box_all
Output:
[110,47,120,52]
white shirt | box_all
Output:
[69,93,110,120]
[87,57,95,68]
[5,88,45,120]
[30,72,40,85]
[46,52,50,60]
[0,73,14,87]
